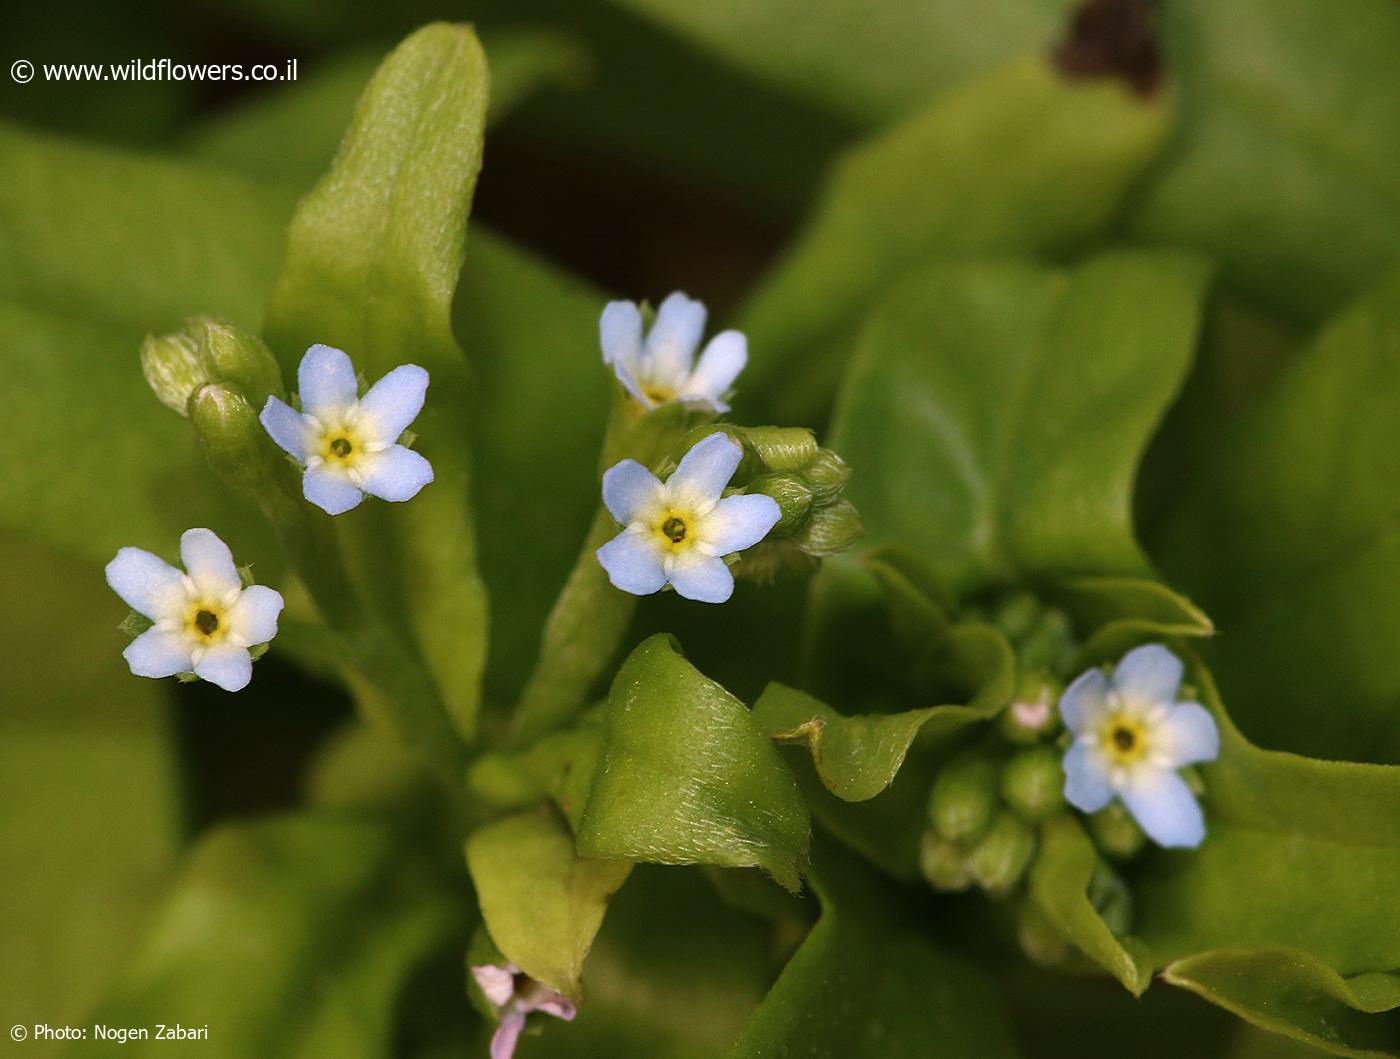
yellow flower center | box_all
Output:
[1099,714,1149,766]
[641,383,677,405]
[187,602,228,644]
[655,510,696,551]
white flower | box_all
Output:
[105,528,284,693]
[600,291,747,412]
[471,962,576,1059]
[259,344,434,516]
[596,432,780,603]
[1059,644,1220,849]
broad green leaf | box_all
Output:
[1153,270,1400,761]
[754,684,941,802]
[264,24,490,740]
[830,252,1211,595]
[741,57,1171,411]
[0,297,274,569]
[727,835,1019,1058]
[1048,576,1214,667]
[1164,950,1400,1058]
[0,535,179,1049]
[610,0,1076,123]
[188,30,588,190]
[575,635,811,891]
[73,811,462,1058]
[466,808,632,999]
[1130,0,1400,322]
[0,119,292,333]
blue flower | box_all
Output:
[259,344,434,516]
[1059,644,1220,849]
[596,432,780,603]
[600,292,747,412]
[105,528,284,693]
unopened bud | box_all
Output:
[1019,606,1076,671]
[920,832,973,892]
[1089,801,1147,861]
[749,474,814,534]
[993,591,1043,643]
[929,756,999,844]
[190,383,276,490]
[141,329,207,416]
[968,812,1036,896]
[1000,669,1063,743]
[1001,747,1066,822]
[141,316,282,417]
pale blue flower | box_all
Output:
[1059,644,1220,849]
[596,432,780,603]
[105,528,284,693]
[600,291,747,412]
[471,962,575,1059]
[260,344,433,516]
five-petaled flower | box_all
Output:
[596,432,780,603]
[105,528,284,693]
[1059,644,1220,849]
[471,962,576,1059]
[600,291,747,412]
[259,344,434,516]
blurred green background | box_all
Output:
[3,0,1398,1055]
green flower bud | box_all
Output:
[1017,899,1071,966]
[802,449,851,507]
[1087,860,1133,936]
[1089,802,1147,860]
[920,831,973,892]
[141,316,283,417]
[929,756,999,844]
[968,812,1036,896]
[999,669,1063,744]
[1001,746,1066,822]
[993,591,1043,643]
[1018,606,1077,671]
[190,383,278,491]
[748,473,814,534]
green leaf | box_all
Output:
[830,252,1211,595]
[1154,269,1400,761]
[74,811,461,1058]
[0,119,292,333]
[1048,576,1214,667]
[611,0,1076,122]
[264,24,491,740]
[1164,950,1400,1058]
[741,57,1171,411]
[727,834,1019,1058]
[575,635,811,891]
[1129,0,1400,322]
[466,808,632,999]
[0,534,180,1036]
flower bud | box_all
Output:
[1089,801,1147,860]
[748,473,814,534]
[141,316,283,417]
[920,832,973,892]
[190,383,277,491]
[928,756,999,844]
[993,591,1043,643]
[1018,606,1077,671]
[968,812,1036,896]
[999,669,1063,744]
[1001,746,1066,822]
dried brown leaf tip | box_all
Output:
[1053,0,1162,98]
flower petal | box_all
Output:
[601,459,664,524]
[1113,644,1184,706]
[610,362,651,407]
[490,1013,527,1059]
[599,300,643,369]
[227,585,284,646]
[355,445,434,503]
[530,992,577,1021]
[259,396,310,461]
[105,547,186,619]
[596,529,666,596]
[644,291,706,381]
[304,466,364,516]
[699,494,780,555]
[1161,701,1220,768]
[358,364,429,445]
[1062,740,1115,813]
[471,964,518,1010]
[194,643,254,692]
[1121,768,1206,849]
[668,432,742,508]
[667,551,734,603]
[180,528,241,597]
[1058,667,1110,735]
[123,628,193,679]
[685,329,747,402]
[297,344,358,416]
